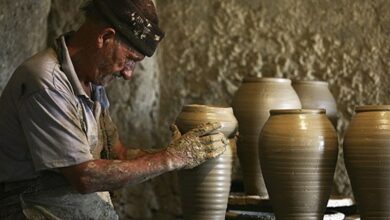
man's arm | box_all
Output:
[108,124,181,161]
[109,141,151,161]
[60,151,175,194]
[60,122,227,194]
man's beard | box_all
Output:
[100,73,120,86]
[98,60,136,86]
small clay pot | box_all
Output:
[176,104,238,220]
[344,105,390,219]
[232,77,301,196]
[292,80,338,128]
[259,109,338,220]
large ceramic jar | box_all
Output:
[232,77,301,196]
[292,80,338,128]
[176,104,238,220]
[344,105,390,219]
[259,109,338,220]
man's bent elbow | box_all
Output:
[59,161,99,194]
[73,177,97,194]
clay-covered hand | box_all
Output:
[166,122,228,169]
[170,123,182,141]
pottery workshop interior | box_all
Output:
[1,0,390,219]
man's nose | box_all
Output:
[120,68,134,80]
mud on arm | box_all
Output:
[60,122,228,193]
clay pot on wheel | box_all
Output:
[232,77,301,196]
[292,80,338,128]
[259,109,338,220]
[343,105,390,219]
[176,104,238,220]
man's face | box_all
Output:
[94,38,145,86]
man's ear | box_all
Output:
[97,28,116,48]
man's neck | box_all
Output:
[81,82,92,97]
[66,31,93,97]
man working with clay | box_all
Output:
[0,0,227,219]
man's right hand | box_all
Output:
[165,122,228,169]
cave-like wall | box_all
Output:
[2,0,390,219]
[0,0,50,91]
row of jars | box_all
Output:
[174,77,390,220]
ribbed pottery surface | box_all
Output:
[259,109,338,220]
[175,104,237,138]
[176,104,237,220]
[232,77,301,196]
[292,80,338,128]
[344,105,390,219]
[179,144,233,220]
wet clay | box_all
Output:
[343,105,390,219]
[176,104,238,220]
[232,77,301,196]
[259,109,338,220]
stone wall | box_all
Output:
[0,0,50,91]
[1,0,390,219]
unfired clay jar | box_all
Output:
[232,77,301,196]
[176,104,238,220]
[292,80,338,128]
[343,105,390,219]
[259,109,338,220]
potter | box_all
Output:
[0,1,228,219]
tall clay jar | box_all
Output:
[259,109,338,220]
[292,80,338,127]
[176,104,238,220]
[344,105,390,219]
[232,77,301,196]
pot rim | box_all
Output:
[181,104,233,113]
[243,77,291,83]
[270,108,326,115]
[291,79,329,86]
[355,105,390,112]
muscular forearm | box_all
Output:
[61,150,175,194]
[109,141,162,160]
[125,148,164,160]
[62,122,227,193]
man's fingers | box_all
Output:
[189,122,221,136]
[206,139,228,150]
[170,124,181,139]
[206,143,226,159]
[199,133,226,144]
[199,132,228,154]
[182,141,226,169]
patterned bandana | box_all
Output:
[93,0,165,57]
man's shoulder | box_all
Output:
[12,48,73,97]
[17,48,59,84]
[18,48,56,70]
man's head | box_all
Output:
[82,0,164,57]
[69,0,164,86]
